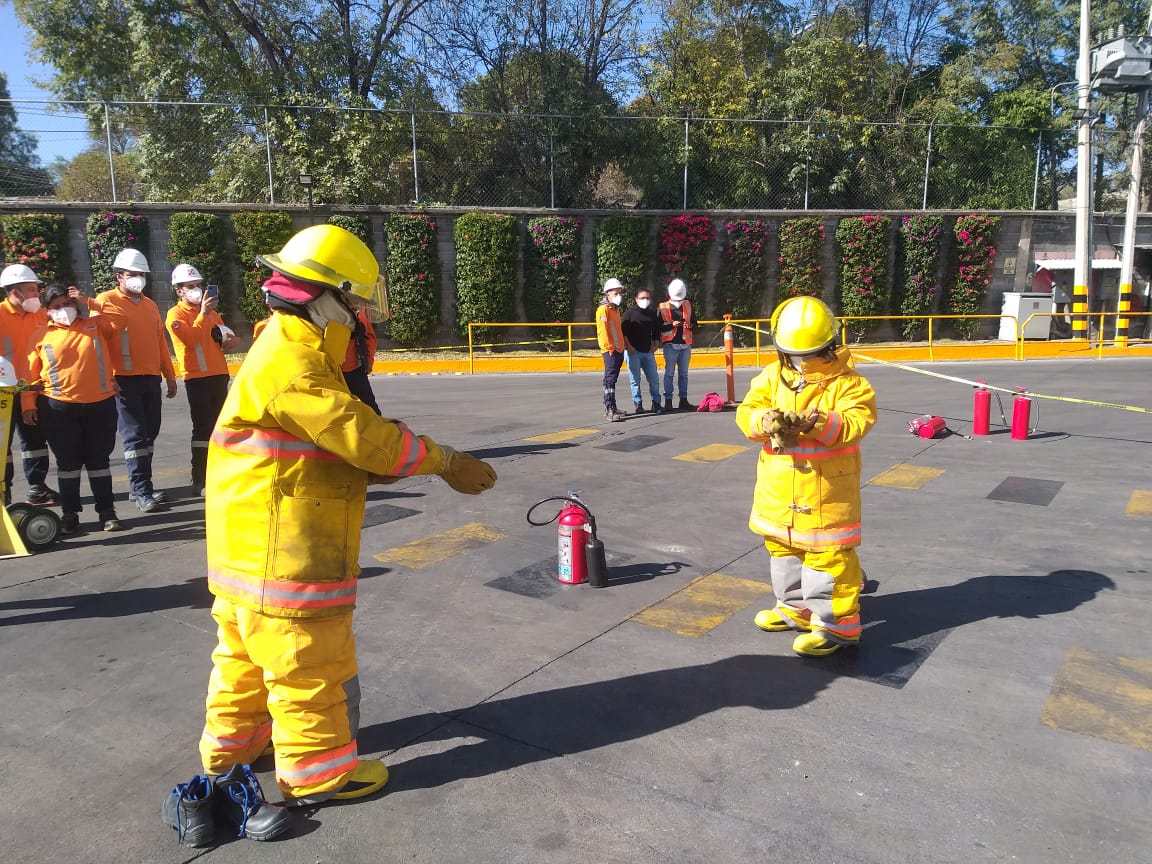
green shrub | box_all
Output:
[776,217,825,308]
[167,212,228,303]
[949,214,1000,338]
[453,212,517,341]
[526,216,582,345]
[898,215,943,340]
[385,214,440,346]
[716,219,769,345]
[0,213,70,285]
[658,214,716,289]
[595,215,648,299]
[835,215,890,337]
[86,211,149,293]
[328,214,372,245]
[231,211,295,324]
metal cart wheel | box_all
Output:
[16,506,61,551]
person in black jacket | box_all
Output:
[621,288,663,414]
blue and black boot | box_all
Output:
[161,775,216,847]
[213,764,293,842]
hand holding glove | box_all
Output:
[762,408,823,453]
[438,446,497,494]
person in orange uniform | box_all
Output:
[0,264,54,506]
[596,278,626,422]
[21,284,124,534]
[165,264,239,493]
[82,248,178,513]
[658,278,697,411]
[340,303,380,414]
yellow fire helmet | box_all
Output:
[257,224,389,316]
[770,295,840,355]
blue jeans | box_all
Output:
[115,374,163,498]
[662,344,692,400]
[625,351,661,405]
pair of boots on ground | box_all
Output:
[163,758,389,846]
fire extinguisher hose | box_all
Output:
[526,494,600,540]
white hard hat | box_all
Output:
[112,248,150,273]
[171,263,202,285]
[1,264,42,288]
[0,357,16,387]
[603,278,624,293]
[667,279,687,301]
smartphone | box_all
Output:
[205,284,219,300]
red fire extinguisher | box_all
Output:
[528,492,609,587]
[1011,390,1032,440]
[972,381,991,436]
[908,414,948,439]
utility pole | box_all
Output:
[1072,0,1093,341]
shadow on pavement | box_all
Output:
[467,442,577,460]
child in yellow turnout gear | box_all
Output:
[170,226,497,844]
[735,296,877,657]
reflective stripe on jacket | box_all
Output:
[205,312,451,619]
[0,300,48,381]
[596,302,625,353]
[658,300,694,345]
[89,289,176,379]
[734,347,876,552]
[22,316,117,411]
[166,302,229,379]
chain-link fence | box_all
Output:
[0,98,1138,211]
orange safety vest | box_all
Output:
[23,316,117,411]
[0,300,48,381]
[88,289,176,379]
[596,302,625,353]
[341,307,378,372]
[166,301,230,379]
[659,299,694,346]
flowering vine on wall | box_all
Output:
[948,214,1000,337]
[0,213,70,285]
[898,214,943,340]
[835,215,890,336]
[776,217,825,306]
[716,220,769,341]
[385,214,440,346]
[658,214,716,290]
[526,216,581,343]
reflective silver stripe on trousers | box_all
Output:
[43,345,63,395]
[120,329,133,372]
[56,470,82,479]
[87,469,112,478]
[123,447,153,459]
[20,449,50,458]
[191,440,210,449]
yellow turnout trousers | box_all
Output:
[765,539,863,643]
[200,597,361,798]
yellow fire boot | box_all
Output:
[792,632,848,657]
[286,759,389,807]
[754,607,811,632]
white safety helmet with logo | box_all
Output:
[667,279,687,301]
[171,263,202,285]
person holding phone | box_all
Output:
[166,264,238,494]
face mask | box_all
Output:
[123,276,146,294]
[21,296,41,313]
[636,299,651,309]
[609,294,622,306]
[670,299,683,308]
[183,288,203,304]
[49,306,78,327]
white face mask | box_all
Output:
[670,299,683,308]
[636,298,651,309]
[21,296,42,313]
[123,275,146,294]
[182,288,203,304]
[609,294,622,306]
[49,306,78,327]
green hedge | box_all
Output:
[453,212,517,341]
[595,215,647,299]
[898,215,943,340]
[717,219,769,344]
[328,214,372,245]
[0,213,70,285]
[949,214,1000,337]
[776,217,825,309]
[385,214,440,345]
[167,211,228,303]
[836,215,890,337]
[526,216,581,344]
[231,211,295,324]
[86,211,149,293]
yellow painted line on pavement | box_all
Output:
[868,464,945,490]
[631,572,772,637]
[1040,646,1152,753]
[524,428,600,444]
[374,522,508,570]
[673,443,750,463]
[1126,490,1152,518]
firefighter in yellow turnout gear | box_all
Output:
[198,225,497,809]
[735,296,876,657]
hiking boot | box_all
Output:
[135,493,164,513]
[633,401,644,415]
[162,775,216,848]
[679,397,694,411]
[213,764,293,842]
[60,512,81,535]
[151,489,170,504]
[26,485,58,506]
[664,399,673,412]
[285,759,390,808]
[100,512,125,532]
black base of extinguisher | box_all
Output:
[585,538,608,588]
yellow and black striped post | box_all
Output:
[1117,282,1131,347]
[1071,280,1089,340]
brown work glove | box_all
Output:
[762,408,822,453]
[438,447,498,494]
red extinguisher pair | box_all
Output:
[527,492,609,588]
[973,381,1032,440]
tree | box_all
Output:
[52,149,144,202]
[0,71,51,197]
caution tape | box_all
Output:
[728,321,1152,416]
[381,335,599,353]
